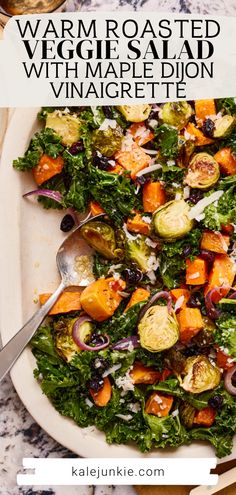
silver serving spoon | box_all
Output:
[0,213,105,383]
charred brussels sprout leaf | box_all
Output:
[180,356,221,394]
[92,125,123,157]
[160,102,193,130]
[185,153,220,190]
[138,306,179,352]
[80,221,123,260]
[53,317,83,362]
[179,402,196,428]
[153,200,194,242]
[213,115,235,138]
[126,235,154,273]
[117,104,151,122]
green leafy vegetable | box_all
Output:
[214,313,236,359]
[154,124,179,159]
[13,128,64,171]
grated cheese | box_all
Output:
[174,295,185,312]
[116,414,133,421]
[188,190,224,220]
[145,237,158,248]
[115,369,135,392]
[188,272,200,280]
[99,118,117,131]
[102,363,122,378]
[85,398,94,408]
[135,163,162,177]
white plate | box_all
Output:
[0,108,235,460]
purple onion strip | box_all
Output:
[205,288,222,320]
[112,336,140,351]
[23,189,63,203]
[72,316,110,351]
[138,291,172,322]
[224,364,236,396]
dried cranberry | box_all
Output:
[135,175,150,186]
[208,395,224,409]
[202,118,215,138]
[60,214,75,232]
[142,140,156,150]
[189,189,204,205]
[146,110,159,129]
[187,294,201,308]
[91,357,110,374]
[93,152,111,171]
[103,106,113,119]
[69,141,84,155]
[89,375,104,392]
[123,267,143,285]
[200,249,215,263]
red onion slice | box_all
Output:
[205,288,222,320]
[229,292,236,300]
[138,291,172,322]
[23,189,63,203]
[224,364,236,396]
[72,316,110,351]
[112,336,140,351]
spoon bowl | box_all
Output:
[0,213,104,382]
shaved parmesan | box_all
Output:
[102,363,122,378]
[188,191,224,220]
[136,164,162,177]
[99,118,117,131]
[116,414,133,421]
[174,295,185,312]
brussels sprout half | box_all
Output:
[160,102,193,130]
[80,221,122,260]
[185,153,220,190]
[213,115,235,138]
[54,318,93,362]
[117,105,151,122]
[92,125,123,157]
[46,111,81,147]
[179,355,221,393]
[153,199,194,242]
[138,305,179,352]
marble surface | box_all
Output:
[1,0,236,494]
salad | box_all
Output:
[14,100,236,457]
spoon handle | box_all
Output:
[0,281,65,383]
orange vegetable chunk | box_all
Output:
[142,181,166,213]
[39,291,81,315]
[216,347,235,370]
[214,148,236,175]
[126,212,151,236]
[90,377,112,407]
[177,307,204,344]
[170,288,190,309]
[145,392,174,417]
[80,277,126,322]
[125,287,150,312]
[33,154,64,185]
[130,362,161,384]
[185,122,214,146]
[115,142,151,179]
[195,99,216,124]
[193,407,216,427]
[90,201,105,216]
[201,230,230,254]
[205,254,235,303]
[129,123,154,146]
[186,257,208,285]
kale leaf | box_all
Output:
[162,229,202,260]
[13,128,64,171]
[154,124,179,159]
[214,313,236,359]
[203,185,236,230]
